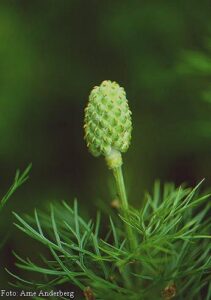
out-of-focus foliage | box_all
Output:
[0,0,211,290]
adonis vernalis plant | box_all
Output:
[0,165,31,249]
[9,81,211,299]
[0,164,31,214]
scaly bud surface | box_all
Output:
[84,80,132,161]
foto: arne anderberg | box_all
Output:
[1,290,75,298]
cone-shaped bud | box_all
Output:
[84,80,132,160]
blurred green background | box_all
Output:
[0,0,211,291]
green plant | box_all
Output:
[0,164,31,249]
[9,82,211,299]
[84,80,136,250]
[0,164,32,214]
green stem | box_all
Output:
[112,166,137,251]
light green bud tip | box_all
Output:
[84,80,132,167]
